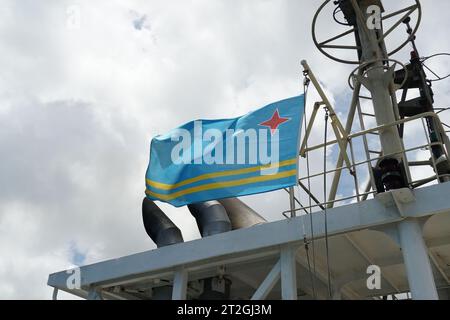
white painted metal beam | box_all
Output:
[280,246,298,300]
[251,260,281,300]
[398,219,438,300]
[172,268,188,300]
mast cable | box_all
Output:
[302,71,317,299]
[323,108,332,298]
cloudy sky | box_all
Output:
[1,0,449,299]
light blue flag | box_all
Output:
[145,95,304,207]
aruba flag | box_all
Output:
[145,95,304,207]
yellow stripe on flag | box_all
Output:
[146,169,297,201]
[146,158,297,191]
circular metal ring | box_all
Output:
[347,58,408,90]
[312,0,422,65]
[312,0,359,64]
[387,1,422,57]
[421,53,450,82]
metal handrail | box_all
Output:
[299,141,446,183]
[282,190,376,216]
[301,112,450,155]
[287,112,450,217]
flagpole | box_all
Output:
[289,187,296,218]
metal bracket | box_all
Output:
[376,187,415,217]
[251,260,281,300]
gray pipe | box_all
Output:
[218,198,266,229]
[142,198,184,247]
[188,201,232,237]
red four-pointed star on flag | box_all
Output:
[259,109,290,135]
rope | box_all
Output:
[302,70,317,299]
[323,108,333,298]
[303,234,315,299]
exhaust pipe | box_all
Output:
[142,198,184,247]
[188,201,232,237]
[218,198,266,229]
[187,198,263,300]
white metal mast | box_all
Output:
[312,0,441,299]
[352,0,437,300]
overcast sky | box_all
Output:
[1,0,449,299]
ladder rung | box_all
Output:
[369,150,382,154]
[361,112,376,117]
[367,131,380,135]
[359,95,372,100]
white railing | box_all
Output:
[283,112,450,217]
